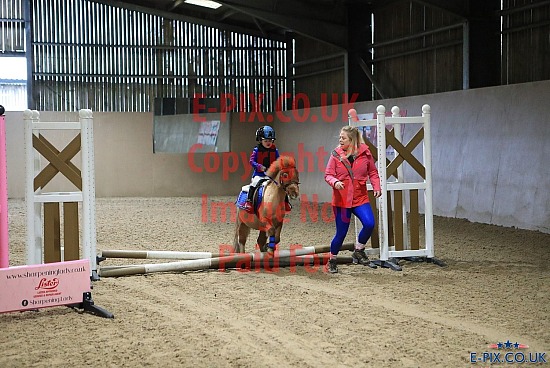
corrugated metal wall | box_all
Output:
[370,1,465,98]
[0,0,25,53]
[1,0,548,111]
[0,83,26,110]
[30,0,287,112]
[292,36,347,109]
[0,0,26,111]
[501,0,550,84]
[368,0,549,99]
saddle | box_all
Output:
[237,178,270,213]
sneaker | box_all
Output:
[325,258,338,273]
[352,249,377,268]
[242,200,254,213]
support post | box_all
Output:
[23,109,99,277]
[0,109,8,268]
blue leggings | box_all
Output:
[330,203,375,255]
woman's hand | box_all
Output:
[334,181,345,190]
[373,190,382,198]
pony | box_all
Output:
[234,155,300,254]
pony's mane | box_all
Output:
[266,155,296,177]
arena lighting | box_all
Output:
[184,0,222,9]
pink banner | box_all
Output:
[0,115,7,268]
[0,259,91,313]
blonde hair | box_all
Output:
[340,125,364,156]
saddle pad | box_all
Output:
[235,190,248,209]
[235,183,266,211]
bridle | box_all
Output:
[267,165,299,194]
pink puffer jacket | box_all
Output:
[324,143,381,208]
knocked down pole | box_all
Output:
[101,249,222,260]
[99,243,355,277]
[100,243,355,261]
[100,255,354,274]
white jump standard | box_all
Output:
[348,105,445,270]
[20,109,112,318]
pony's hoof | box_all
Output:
[266,248,275,257]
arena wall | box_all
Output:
[4,80,549,233]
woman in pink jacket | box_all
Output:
[324,125,382,273]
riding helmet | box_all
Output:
[256,125,276,141]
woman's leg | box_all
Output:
[350,203,377,267]
[330,207,352,255]
[352,203,376,246]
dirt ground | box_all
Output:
[1,196,549,368]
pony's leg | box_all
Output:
[233,212,250,253]
[265,224,283,254]
[274,224,282,246]
[256,231,267,252]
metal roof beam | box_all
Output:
[217,0,348,48]
[97,0,286,41]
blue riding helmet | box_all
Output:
[256,125,276,141]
